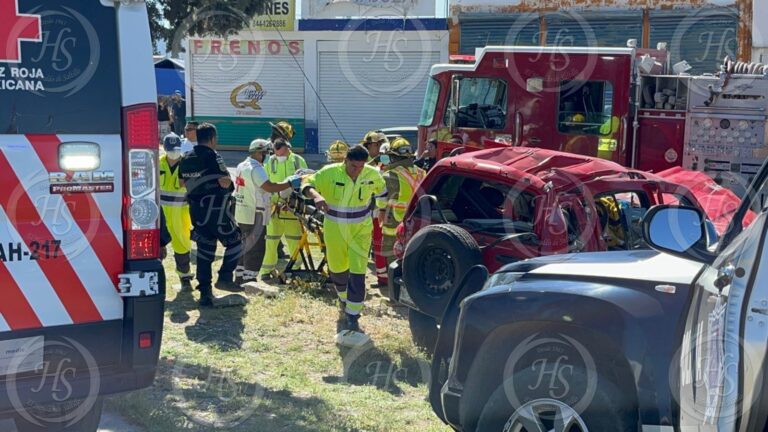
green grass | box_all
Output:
[108,247,450,432]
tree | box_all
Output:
[148,0,273,57]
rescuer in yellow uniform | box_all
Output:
[302,145,386,341]
[159,133,194,291]
[260,122,309,281]
[375,138,425,289]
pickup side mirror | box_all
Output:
[413,194,449,223]
[642,205,716,264]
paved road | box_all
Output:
[1,410,145,432]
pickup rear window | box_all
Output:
[0,0,121,134]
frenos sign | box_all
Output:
[191,40,302,56]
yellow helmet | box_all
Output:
[270,121,295,140]
[571,113,586,123]
[360,130,387,147]
[326,140,349,162]
[387,137,414,157]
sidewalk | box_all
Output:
[1,410,145,432]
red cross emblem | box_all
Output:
[1,0,42,63]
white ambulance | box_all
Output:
[0,0,164,430]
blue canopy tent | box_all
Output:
[154,58,185,97]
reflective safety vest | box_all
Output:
[377,164,426,235]
[234,157,271,225]
[159,155,187,207]
[267,152,307,206]
[303,164,386,226]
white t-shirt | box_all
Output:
[234,157,271,225]
[181,139,195,155]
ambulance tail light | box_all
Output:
[394,223,407,260]
[122,103,160,260]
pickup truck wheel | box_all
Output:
[475,367,633,432]
[408,309,438,350]
[402,224,482,318]
[15,397,104,432]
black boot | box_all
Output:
[180,277,193,293]
[215,279,245,293]
[198,285,247,308]
[345,313,362,334]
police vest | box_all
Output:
[234,158,271,225]
[159,155,187,207]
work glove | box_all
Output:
[286,174,302,190]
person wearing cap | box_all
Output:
[159,133,194,292]
[234,139,301,285]
[171,90,187,136]
[375,138,425,288]
[325,140,349,164]
[359,131,388,166]
[301,145,386,343]
[260,121,309,281]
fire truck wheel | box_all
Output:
[402,224,482,318]
[14,397,104,432]
[408,308,438,351]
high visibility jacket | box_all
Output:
[234,157,271,226]
[376,164,425,236]
[159,155,187,207]
[303,164,386,275]
[267,152,307,202]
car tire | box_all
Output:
[475,366,634,432]
[15,397,104,432]
[401,224,482,318]
[408,308,438,351]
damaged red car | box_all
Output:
[387,146,727,347]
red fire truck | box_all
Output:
[418,44,768,196]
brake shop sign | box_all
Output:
[189,39,305,119]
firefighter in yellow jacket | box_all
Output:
[302,145,386,341]
[375,138,425,288]
[159,133,194,291]
[260,122,309,280]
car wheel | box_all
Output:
[408,308,438,350]
[475,367,634,432]
[15,397,104,432]
[401,224,482,318]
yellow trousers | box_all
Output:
[260,213,303,276]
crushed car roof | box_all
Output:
[437,146,667,190]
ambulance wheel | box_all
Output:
[401,224,482,318]
[408,309,438,351]
[15,397,103,432]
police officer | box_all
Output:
[234,139,300,285]
[302,145,386,342]
[260,122,309,281]
[375,138,425,288]
[179,123,246,308]
[160,133,194,292]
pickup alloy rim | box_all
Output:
[419,248,454,295]
[502,398,588,432]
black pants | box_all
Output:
[189,198,242,289]
[237,215,266,278]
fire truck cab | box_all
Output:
[418,44,768,196]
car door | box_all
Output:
[677,175,768,431]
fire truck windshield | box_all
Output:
[419,77,440,127]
